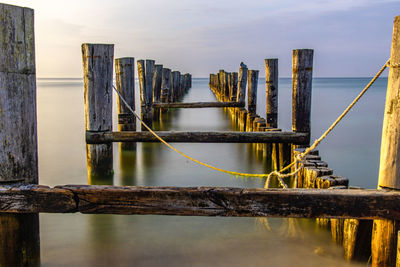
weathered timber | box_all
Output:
[137,59,155,128]
[82,44,114,180]
[0,4,38,184]
[160,68,172,103]
[247,70,259,114]
[292,49,313,134]
[237,64,248,104]
[86,131,309,144]
[153,101,245,108]
[265,59,279,128]
[153,64,163,102]
[373,16,400,267]
[115,57,136,132]
[230,72,238,101]
[0,5,40,266]
[171,71,180,101]
[0,185,400,219]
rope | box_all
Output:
[112,58,390,188]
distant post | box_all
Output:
[237,64,248,104]
[82,43,114,182]
[247,70,259,114]
[265,59,278,128]
[292,49,313,138]
[372,15,400,267]
[0,4,40,266]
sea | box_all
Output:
[34,77,387,266]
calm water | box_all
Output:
[35,77,387,266]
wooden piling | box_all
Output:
[292,49,313,136]
[137,59,155,129]
[0,4,40,266]
[230,72,238,101]
[247,70,259,114]
[160,68,172,103]
[372,15,400,267]
[115,57,136,150]
[153,64,163,102]
[265,59,279,128]
[82,43,114,181]
[171,71,180,102]
[237,64,248,104]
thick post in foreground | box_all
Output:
[247,70,259,114]
[0,4,40,266]
[265,59,279,128]
[82,43,114,180]
[115,57,136,132]
[292,49,313,134]
[372,15,400,267]
[0,4,38,184]
[86,131,309,144]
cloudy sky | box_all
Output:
[4,0,400,77]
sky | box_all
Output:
[4,0,400,78]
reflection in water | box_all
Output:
[0,214,40,267]
[87,144,114,185]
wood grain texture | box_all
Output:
[237,65,248,104]
[82,44,114,132]
[153,64,163,102]
[171,71,180,101]
[1,185,400,220]
[86,131,309,144]
[247,70,259,114]
[292,49,313,133]
[160,68,172,103]
[115,57,135,131]
[265,59,278,128]
[153,101,244,108]
[0,4,38,183]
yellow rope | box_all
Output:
[112,58,390,186]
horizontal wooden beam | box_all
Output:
[86,131,309,144]
[152,101,244,108]
[0,185,399,219]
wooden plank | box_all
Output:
[86,131,310,144]
[1,185,400,220]
[153,101,245,108]
[0,5,37,183]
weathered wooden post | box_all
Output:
[247,70,259,114]
[82,43,114,183]
[153,64,163,102]
[292,49,313,142]
[153,64,163,120]
[230,72,238,102]
[115,57,136,150]
[265,59,279,128]
[171,71,180,102]
[372,15,400,267]
[237,64,248,104]
[0,4,40,266]
[138,59,155,129]
[161,68,172,103]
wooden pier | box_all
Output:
[1,3,400,266]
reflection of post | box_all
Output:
[372,16,400,267]
[0,4,40,266]
[82,43,114,184]
[119,148,137,186]
[115,57,136,150]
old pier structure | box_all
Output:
[1,3,400,266]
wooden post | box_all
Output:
[171,71,180,102]
[161,68,172,103]
[292,49,313,135]
[231,72,238,101]
[265,59,278,128]
[372,15,400,267]
[247,70,259,114]
[82,43,114,182]
[237,64,248,104]
[115,57,136,150]
[137,59,155,129]
[153,64,163,102]
[0,4,40,266]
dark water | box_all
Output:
[34,77,386,266]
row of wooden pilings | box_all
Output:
[207,48,384,264]
[82,44,192,180]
